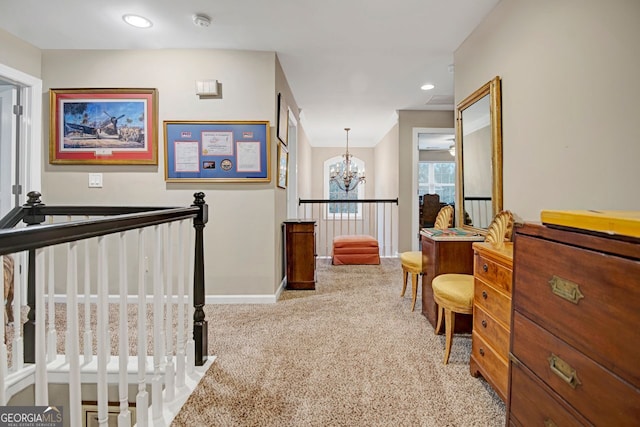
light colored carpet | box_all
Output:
[172,258,505,426]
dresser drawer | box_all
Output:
[509,360,588,427]
[513,234,640,387]
[474,278,511,327]
[471,332,508,398]
[473,304,509,358]
[475,251,512,293]
[512,312,640,426]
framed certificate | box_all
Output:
[164,120,270,182]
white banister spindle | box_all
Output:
[34,248,48,405]
[83,238,93,364]
[136,228,148,427]
[186,223,195,373]
[164,223,176,401]
[96,236,109,426]
[175,221,186,388]
[66,242,82,427]
[11,252,22,372]
[47,245,57,362]
[152,225,164,421]
[117,232,132,427]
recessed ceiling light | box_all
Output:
[421,84,435,91]
[123,14,153,29]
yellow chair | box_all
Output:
[400,205,453,311]
[431,210,514,364]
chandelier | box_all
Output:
[329,127,366,193]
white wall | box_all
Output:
[41,49,281,297]
[455,0,640,221]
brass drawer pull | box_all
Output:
[481,320,487,328]
[544,419,558,427]
[482,291,488,299]
[548,275,584,304]
[479,348,485,356]
[482,263,488,272]
[548,353,581,389]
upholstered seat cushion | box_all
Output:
[332,235,380,265]
[432,274,474,308]
[399,251,422,273]
[332,235,379,248]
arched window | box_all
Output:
[323,156,365,218]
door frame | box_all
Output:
[0,63,42,200]
[411,127,455,250]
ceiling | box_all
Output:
[0,0,499,147]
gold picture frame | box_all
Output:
[49,88,158,165]
[163,120,271,183]
[277,142,288,189]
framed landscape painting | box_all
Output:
[49,88,158,165]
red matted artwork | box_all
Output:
[49,88,158,165]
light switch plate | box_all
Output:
[88,173,103,188]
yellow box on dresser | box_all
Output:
[470,241,513,402]
[508,221,640,426]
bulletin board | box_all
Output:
[164,121,270,182]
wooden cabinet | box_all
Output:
[283,220,316,290]
[508,223,640,426]
[420,233,483,332]
[470,242,513,402]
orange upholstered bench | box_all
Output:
[332,235,380,265]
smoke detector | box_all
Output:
[193,14,211,28]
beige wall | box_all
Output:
[41,49,283,297]
[296,125,313,199]
[0,28,41,78]
[310,147,375,200]
[275,55,300,289]
[397,110,455,251]
[455,0,640,221]
[373,123,400,252]
[373,123,398,199]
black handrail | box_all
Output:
[299,198,398,204]
[0,207,199,257]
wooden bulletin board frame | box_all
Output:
[164,120,270,182]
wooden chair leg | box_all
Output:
[434,305,443,335]
[410,273,418,312]
[400,268,408,297]
[443,308,456,364]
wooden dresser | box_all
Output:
[283,220,316,290]
[470,241,513,402]
[508,223,640,426]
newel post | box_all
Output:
[191,192,208,366]
[22,191,46,364]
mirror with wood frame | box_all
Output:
[455,76,503,232]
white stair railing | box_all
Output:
[0,193,210,427]
[298,198,399,257]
